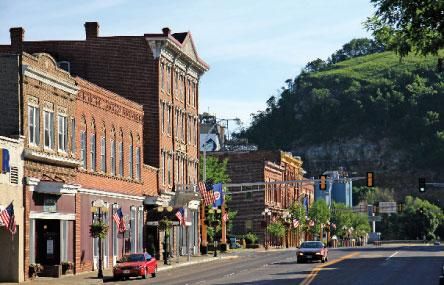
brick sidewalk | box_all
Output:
[7,253,238,285]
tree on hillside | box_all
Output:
[365,0,444,68]
[329,38,385,64]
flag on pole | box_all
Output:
[212,183,224,208]
[293,219,299,228]
[113,208,126,233]
[175,207,185,225]
[198,181,216,206]
[222,212,229,222]
[0,202,16,235]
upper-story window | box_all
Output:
[160,63,165,91]
[28,105,40,145]
[174,71,178,97]
[167,105,171,135]
[90,133,96,171]
[58,115,67,152]
[129,138,134,179]
[166,65,172,94]
[80,131,86,168]
[71,118,76,153]
[111,139,116,176]
[119,141,124,177]
[136,147,141,180]
[101,136,106,172]
[44,110,54,149]
[161,102,165,134]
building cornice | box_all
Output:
[24,149,82,168]
[77,187,145,201]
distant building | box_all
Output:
[210,150,314,247]
[314,170,353,207]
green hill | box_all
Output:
[240,49,444,203]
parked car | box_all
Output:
[113,253,157,280]
[296,241,328,263]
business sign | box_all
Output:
[0,148,10,173]
[368,216,382,222]
[379,202,397,214]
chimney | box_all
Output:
[10,27,24,52]
[162,27,171,36]
[84,22,99,40]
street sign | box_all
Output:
[368,216,382,222]
[379,202,397,214]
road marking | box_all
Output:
[300,252,359,285]
[385,251,399,261]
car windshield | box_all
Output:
[119,254,145,262]
[300,242,323,248]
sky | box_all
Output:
[0,0,374,131]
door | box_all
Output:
[35,219,60,265]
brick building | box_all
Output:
[210,150,314,247]
[73,77,156,272]
[0,23,208,263]
[0,49,81,279]
[0,28,159,279]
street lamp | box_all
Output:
[209,207,222,257]
[91,199,109,279]
[282,211,293,248]
[261,208,271,249]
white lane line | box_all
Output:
[386,251,399,261]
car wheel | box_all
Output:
[297,258,303,263]
[151,266,157,278]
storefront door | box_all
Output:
[35,219,60,265]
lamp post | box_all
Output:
[91,199,109,279]
[261,208,271,249]
[211,208,222,257]
[282,211,292,248]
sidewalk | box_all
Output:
[9,252,238,285]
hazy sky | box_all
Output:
[0,0,374,130]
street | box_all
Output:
[102,244,443,285]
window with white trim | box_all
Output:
[81,131,86,168]
[136,147,141,180]
[44,110,54,149]
[101,136,106,172]
[71,118,76,153]
[90,134,96,171]
[111,140,116,176]
[58,115,67,151]
[129,143,133,178]
[119,142,123,177]
[28,105,40,145]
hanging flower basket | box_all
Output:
[89,221,109,239]
[158,217,173,236]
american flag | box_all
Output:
[308,220,315,227]
[0,202,16,235]
[113,208,126,233]
[175,207,185,225]
[198,181,216,206]
[222,212,229,222]
[293,219,299,228]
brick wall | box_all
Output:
[0,54,20,137]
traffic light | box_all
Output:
[320,175,327,190]
[419,178,426,192]
[366,172,374,187]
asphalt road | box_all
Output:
[104,244,444,285]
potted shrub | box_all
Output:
[244,232,259,248]
[61,261,74,275]
[29,263,43,279]
[89,221,109,239]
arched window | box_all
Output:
[129,132,134,179]
[135,134,141,180]
[80,116,87,169]
[110,126,116,176]
[90,118,96,172]
[118,129,124,177]
[100,123,106,173]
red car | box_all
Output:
[296,241,328,263]
[113,253,157,280]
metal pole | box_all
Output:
[98,208,103,279]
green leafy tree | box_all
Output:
[308,200,330,237]
[267,221,286,245]
[365,0,444,62]
[400,196,444,240]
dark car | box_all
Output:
[296,241,328,263]
[113,253,157,280]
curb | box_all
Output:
[158,255,239,272]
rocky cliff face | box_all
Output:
[293,138,443,206]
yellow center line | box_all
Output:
[300,252,359,285]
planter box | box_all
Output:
[246,244,260,249]
[39,265,62,278]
